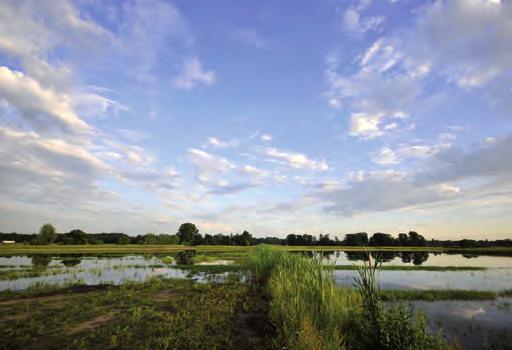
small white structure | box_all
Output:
[1,241,15,244]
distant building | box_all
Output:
[1,241,15,244]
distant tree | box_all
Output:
[407,231,427,246]
[398,233,409,246]
[369,233,396,246]
[177,223,199,245]
[65,229,88,245]
[144,233,158,245]
[241,230,252,246]
[38,223,57,245]
[232,231,252,246]
[117,236,131,245]
[344,233,368,246]
[318,234,332,246]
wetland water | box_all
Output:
[0,254,231,291]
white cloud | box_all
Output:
[0,66,89,133]
[407,0,512,98]
[173,57,215,90]
[328,0,512,139]
[314,135,512,216]
[187,148,269,195]
[371,136,454,166]
[342,6,384,34]
[371,147,399,165]
[349,113,384,139]
[265,147,329,171]
[206,137,238,149]
[326,55,419,138]
[261,134,273,142]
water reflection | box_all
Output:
[31,255,52,269]
[323,251,512,268]
[410,298,512,350]
[61,257,82,267]
[0,254,236,292]
[334,269,512,291]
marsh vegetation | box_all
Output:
[1,245,512,349]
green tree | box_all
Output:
[117,235,131,245]
[38,223,57,245]
[177,223,199,245]
[66,229,88,245]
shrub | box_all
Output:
[175,250,196,265]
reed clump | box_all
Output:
[349,255,447,350]
[244,245,359,349]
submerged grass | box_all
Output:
[379,289,499,301]
[175,264,242,273]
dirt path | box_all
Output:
[0,285,111,306]
[234,289,271,349]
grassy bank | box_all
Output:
[2,244,511,256]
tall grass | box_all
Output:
[244,245,447,350]
[244,245,359,349]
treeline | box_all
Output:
[1,224,511,248]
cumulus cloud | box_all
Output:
[371,136,453,166]
[264,147,329,171]
[371,147,399,165]
[0,66,89,133]
[328,0,512,140]
[0,126,110,207]
[206,137,238,149]
[326,52,418,138]
[187,149,263,194]
[173,57,216,90]
[408,0,512,96]
[312,135,512,216]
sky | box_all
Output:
[0,0,511,239]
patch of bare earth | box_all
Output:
[66,311,117,335]
[0,285,110,306]
[234,290,271,349]
[0,312,31,323]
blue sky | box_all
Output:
[0,0,511,238]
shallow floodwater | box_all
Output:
[0,255,232,291]
[319,251,512,268]
[334,269,512,291]
[409,298,512,349]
